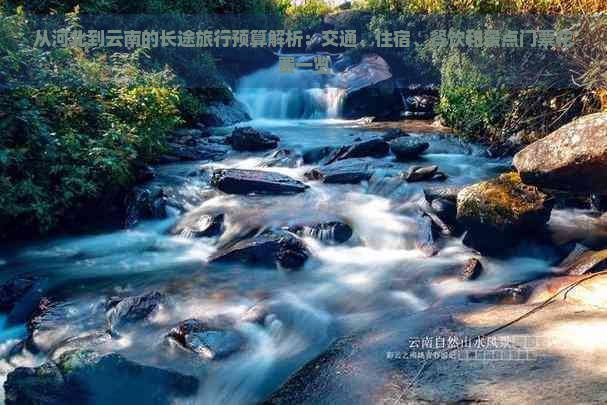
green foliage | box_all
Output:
[283,0,333,32]
[435,51,509,141]
[0,15,182,236]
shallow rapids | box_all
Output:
[0,119,596,404]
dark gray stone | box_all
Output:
[390,138,429,161]
[305,159,372,184]
[4,350,199,405]
[404,165,439,182]
[209,231,309,270]
[211,169,308,195]
[228,127,280,151]
[325,138,390,164]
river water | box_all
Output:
[0,66,592,403]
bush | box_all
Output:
[0,14,182,236]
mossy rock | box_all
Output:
[456,172,554,253]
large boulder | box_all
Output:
[4,350,199,405]
[209,230,310,270]
[228,127,280,151]
[199,99,251,127]
[305,159,373,184]
[333,54,403,120]
[457,173,554,253]
[513,112,607,193]
[4,361,68,405]
[211,169,308,195]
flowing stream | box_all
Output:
[0,61,595,404]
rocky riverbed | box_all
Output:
[0,114,606,404]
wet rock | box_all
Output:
[325,138,390,164]
[527,274,607,308]
[389,138,429,161]
[259,148,302,168]
[168,319,244,360]
[5,350,199,405]
[338,54,402,120]
[304,159,372,184]
[457,173,554,254]
[105,291,163,334]
[461,258,483,281]
[415,212,439,257]
[423,185,463,204]
[124,187,167,228]
[469,285,532,305]
[404,165,445,182]
[209,231,310,270]
[417,203,453,236]
[171,213,224,239]
[381,128,410,142]
[287,221,353,244]
[430,198,457,227]
[302,146,337,164]
[199,99,251,127]
[555,246,607,276]
[0,275,35,311]
[228,127,280,151]
[211,169,308,195]
[513,112,607,193]
[4,361,68,405]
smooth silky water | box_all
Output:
[0,61,593,404]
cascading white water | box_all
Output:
[235,56,346,119]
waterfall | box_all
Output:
[235,55,346,120]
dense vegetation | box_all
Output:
[1,0,605,238]
[0,3,285,238]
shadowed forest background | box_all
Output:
[0,0,605,238]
